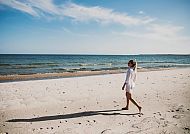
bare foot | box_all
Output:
[122,107,129,110]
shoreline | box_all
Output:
[0,67,187,83]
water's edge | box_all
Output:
[0,67,187,83]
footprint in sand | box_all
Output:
[157,112,162,116]
[85,120,96,126]
[173,114,185,119]
[172,105,185,113]
[113,101,117,103]
[153,112,162,116]
[183,127,190,133]
[175,108,184,113]
[114,105,119,107]
[161,121,169,127]
[86,120,96,123]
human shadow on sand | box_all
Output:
[7,109,140,122]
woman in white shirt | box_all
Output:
[122,60,142,113]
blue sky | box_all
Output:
[0,0,190,54]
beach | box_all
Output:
[0,68,190,134]
[1,0,190,133]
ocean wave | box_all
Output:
[77,63,112,66]
[53,67,94,73]
[28,63,59,67]
[91,67,126,71]
[28,62,58,65]
[0,63,11,66]
[7,63,59,69]
[78,63,97,66]
[157,64,190,68]
[97,63,112,66]
[138,61,176,64]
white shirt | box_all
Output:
[125,67,136,89]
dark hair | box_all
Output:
[128,59,137,71]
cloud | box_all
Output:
[148,24,184,36]
[27,0,60,15]
[0,0,188,42]
[0,0,155,26]
[0,0,38,16]
[61,3,155,26]
[113,23,190,42]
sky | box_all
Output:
[0,0,190,54]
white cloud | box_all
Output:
[61,3,155,26]
[113,23,190,42]
[0,0,38,16]
[27,0,60,15]
[148,24,184,37]
[0,0,155,26]
[0,0,188,43]
[0,0,61,18]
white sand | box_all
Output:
[0,68,190,134]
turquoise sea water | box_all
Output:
[0,54,190,75]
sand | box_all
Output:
[0,68,190,134]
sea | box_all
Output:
[0,54,190,75]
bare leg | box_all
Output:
[122,92,129,110]
[126,92,129,109]
[128,93,142,113]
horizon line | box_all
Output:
[0,53,190,56]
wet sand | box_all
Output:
[0,68,172,82]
